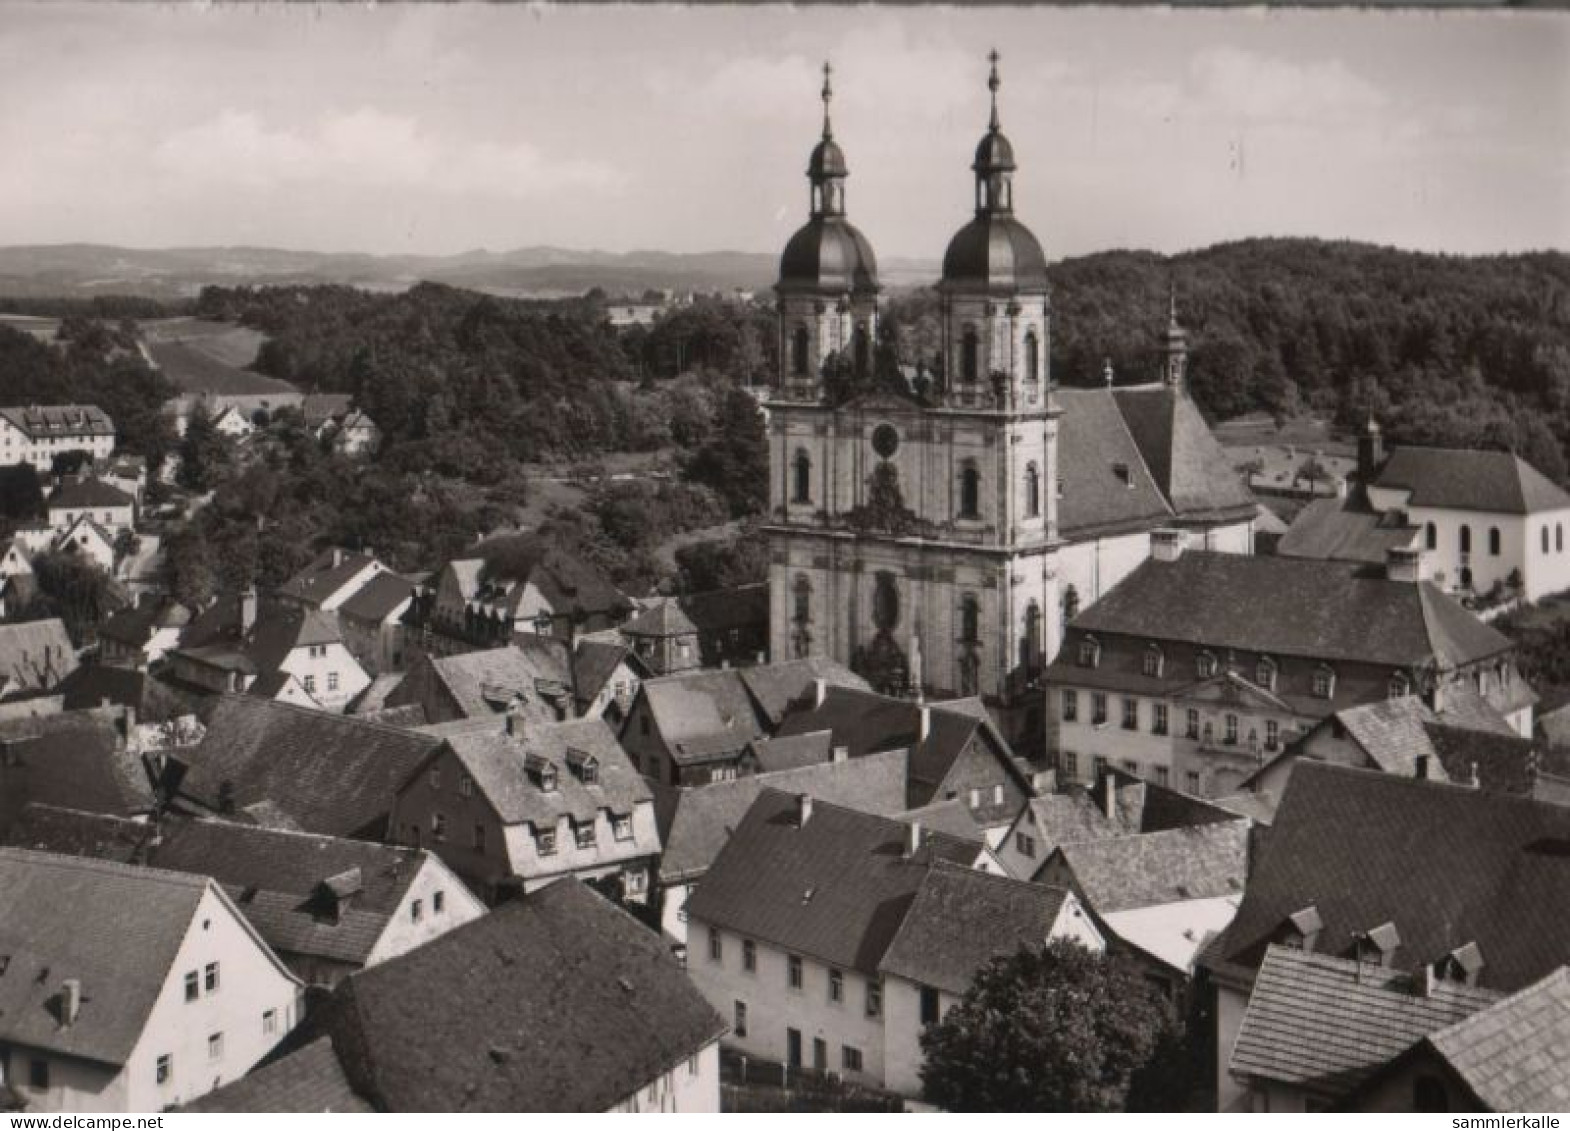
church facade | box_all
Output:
[764,58,1256,749]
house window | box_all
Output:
[1079,638,1100,668]
[458,774,473,798]
[734,1001,749,1038]
[29,1059,49,1090]
[1143,646,1163,678]
[434,891,445,914]
[1152,704,1169,736]
[431,812,447,842]
[1121,697,1139,730]
[185,971,199,1002]
[843,1046,864,1073]
[208,1033,223,1061]
[205,962,220,993]
[263,1009,277,1035]
[328,671,339,692]
[788,954,804,990]
[792,449,812,504]
[1185,771,1201,793]
[866,981,883,1018]
[829,968,844,1003]
[1197,651,1218,678]
[1256,657,1276,691]
[920,985,941,1026]
[303,674,317,694]
[1155,766,1170,787]
[688,1055,700,1078]
[411,899,423,922]
[1061,750,1078,779]
[1489,527,1501,556]
[1091,693,1108,726]
[959,462,981,519]
[536,828,557,856]
[1313,666,1336,699]
[1186,708,1200,739]
[742,939,756,973]
[1266,720,1280,751]
[1389,673,1409,699]
[154,1056,170,1086]
[612,815,633,841]
[575,822,596,849]
[473,823,486,852]
[1025,463,1041,518]
[709,927,723,963]
[1425,522,1438,550]
[429,768,442,790]
[1225,715,1239,745]
[1016,832,1037,858]
[1061,689,1078,722]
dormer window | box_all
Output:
[535,827,557,856]
[1255,657,1276,692]
[526,754,558,792]
[1313,665,1337,700]
[575,821,597,850]
[566,747,600,785]
[612,814,633,841]
[1434,942,1484,987]
[1356,921,1401,968]
[1389,672,1410,700]
[1078,636,1101,669]
[1142,645,1164,679]
[1197,651,1218,679]
[1280,905,1323,952]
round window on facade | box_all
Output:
[871,424,900,460]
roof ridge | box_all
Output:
[214,692,434,740]
[0,844,210,889]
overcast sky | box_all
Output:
[1,4,1565,260]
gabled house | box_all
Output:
[188,879,727,1112]
[389,715,658,904]
[0,619,77,698]
[275,548,386,613]
[328,410,380,457]
[1346,966,1570,1113]
[618,658,870,786]
[0,538,33,582]
[1048,538,1533,798]
[7,805,486,989]
[44,476,136,536]
[383,640,578,730]
[0,404,115,472]
[621,598,701,676]
[1202,761,1570,1112]
[171,696,442,840]
[1227,944,1503,1113]
[98,595,190,669]
[335,571,415,676]
[167,592,370,712]
[0,708,152,840]
[686,790,1103,1097]
[0,847,302,1113]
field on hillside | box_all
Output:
[140,317,267,368]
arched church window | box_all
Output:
[1559,524,1565,553]
[1545,526,1552,554]
[792,449,812,504]
[962,327,980,384]
[793,575,812,625]
[960,595,980,645]
[853,324,870,377]
[1460,525,1472,555]
[958,653,979,697]
[959,461,981,520]
[1025,462,1041,518]
[1490,527,1501,556]
[1427,523,1438,551]
[1022,602,1043,675]
[1024,330,1040,384]
[791,327,810,377]
[1063,585,1080,622]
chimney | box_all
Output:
[1102,773,1117,822]
[831,744,849,764]
[1386,547,1427,584]
[813,678,827,709]
[332,547,344,568]
[906,821,923,858]
[1150,528,1187,563]
[796,793,813,827]
[919,705,931,744]
[1358,417,1385,483]
[239,587,258,634]
[61,978,82,1026]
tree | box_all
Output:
[682,387,768,518]
[920,939,1179,1112]
[0,463,43,524]
[177,403,230,493]
[25,550,120,645]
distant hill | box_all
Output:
[0,243,938,301]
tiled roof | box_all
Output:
[57,664,193,723]
[278,549,380,606]
[747,730,835,773]
[301,394,353,430]
[0,847,213,1067]
[878,862,1075,995]
[571,639,636,708]
[7,806,435,968]
[182,1036,373,1112]
[895,797,989,845]
[686,790,978,975]
[471,538,630,628]
[1423,722,1567,797]
[0,404,114,438]
[306,879,726,1111]
[437,716,649,829]
[1425,966,1570,1112]
[176,596,343,676]
[1070,551,1512,669]
[179,696,441,838]
[0,710,153,839]
[1212,790,1280,827]
[46,476,135,512]
[642,669,767,766]
[98,597,189,648]
[1373,447,1570,514]
[1220,762,1570,991]
[1054,388,1175,538]
[678,583,769,637]
[736,657,870,727]
[623,599,697,639]
[1276,494,1420,565]
[653,748,910,885]
[1113,384,1257,521]
[1230,945,1501,1099]
[407,641,576,727]
[0,618,77,693]
[1334,696,1445,778]
[1048,820,1249,914]
[337,572,415,624]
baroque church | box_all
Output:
[764,56,1256,746]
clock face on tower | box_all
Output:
[871,423,900,460]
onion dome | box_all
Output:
[778,62,880,295]
[940,52,1048,295]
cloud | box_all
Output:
[1189,46,1391,127]
[151,107,623,199]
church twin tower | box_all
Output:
[766,55,1059,741]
